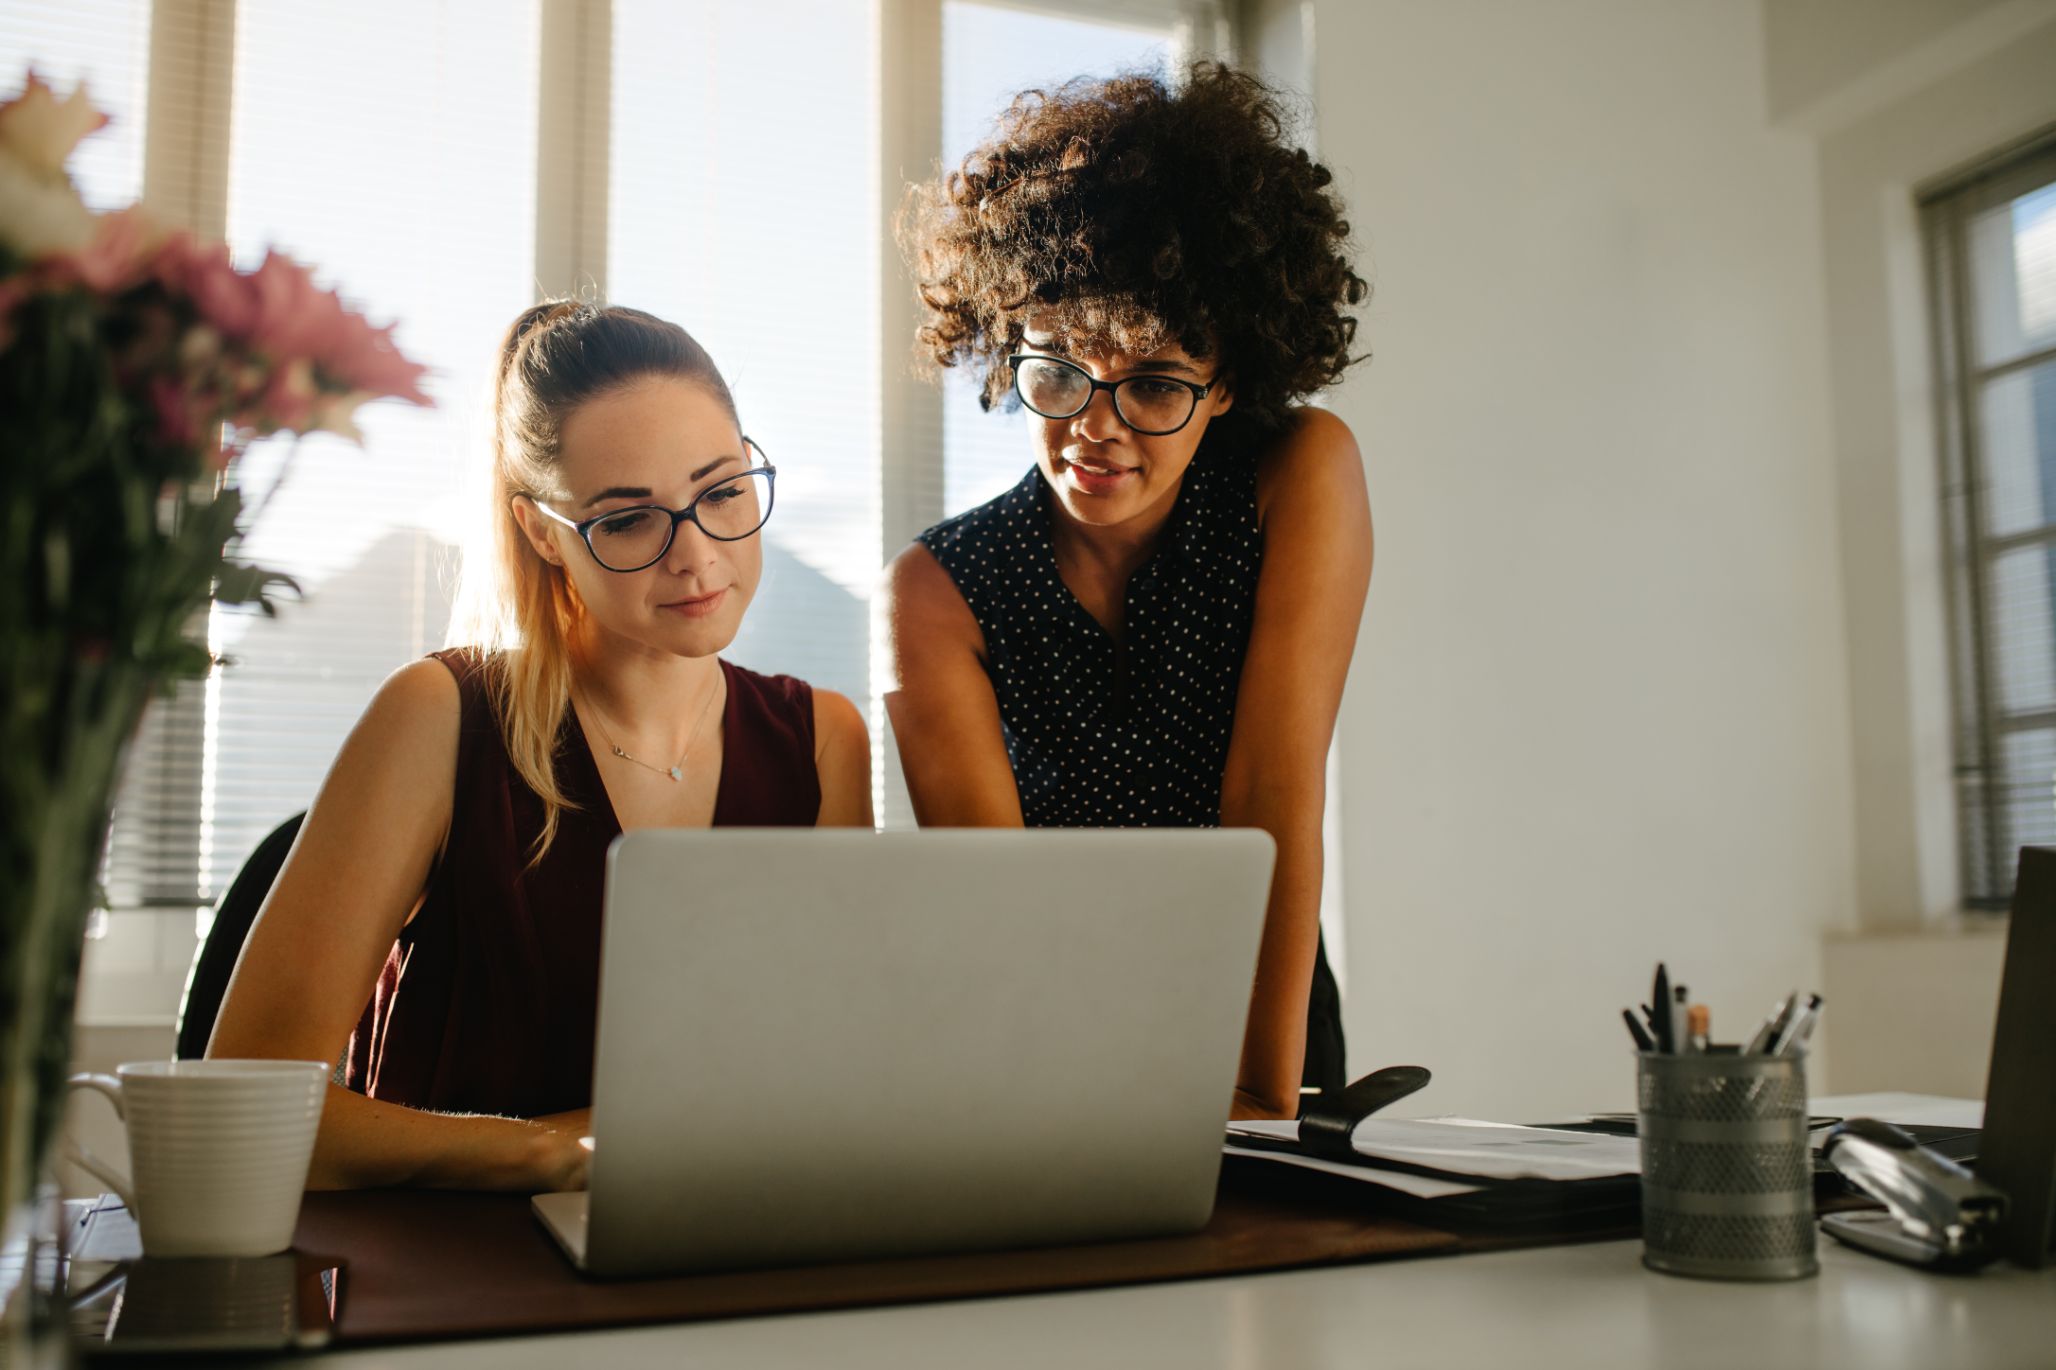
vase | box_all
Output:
[2,655,157,1365]
[0,1181,70,1369]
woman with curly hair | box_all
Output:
[884,64,1371,1119]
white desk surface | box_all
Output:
[261,1095,2054,1370]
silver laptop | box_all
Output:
[532,828,1274,1278]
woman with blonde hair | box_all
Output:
[211,302,871,1191]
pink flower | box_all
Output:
[316,314,432,407]
[0,63,435,452]
[159,247,434,424]
[240,250,431,407]
[243,249,337,357]
[42,205,163,292]
[153,234,260,339]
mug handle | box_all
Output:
[64,1073,137,1213]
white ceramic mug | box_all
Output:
[65,1059,328,1258]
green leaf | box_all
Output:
[213,563,300,617]
[156,638,215,684]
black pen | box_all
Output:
[1652,964,1673,1053]
[1622,1008,1655,1052]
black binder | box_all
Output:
[1225,1066,1643,1233]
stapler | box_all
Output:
[1820,1118,2008,1272]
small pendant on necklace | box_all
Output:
[668,766,683,781]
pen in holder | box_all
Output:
[1636,1050,1817,1281]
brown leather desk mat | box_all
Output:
[292,1181,1605,1347]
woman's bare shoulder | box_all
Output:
[308,657,465,811]
[881,542,986,679]
[365,656,464,737]
[810,687,869,754]
[1255,407,1362,490]
[883,542,969,616]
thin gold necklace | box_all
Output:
[579,669,721,783]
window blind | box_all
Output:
[3,4,200,927]
[607,0,881,714]
[199,0,541,906]
[0,0,148,212]
[51,0,539,951]
[5,3,202,1013]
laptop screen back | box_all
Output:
[582,828,1274,1277]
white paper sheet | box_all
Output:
[1226,1117,1642,1182]
[1220,1143,1485,1199]
[1811,1093,1985,1129]
[1226,1119,1305,1146]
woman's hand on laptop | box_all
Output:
[526,1109,593,1192]
[290,1091,593,1192]
[512,1120,590,1194]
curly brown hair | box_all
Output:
[898,62,1367,431]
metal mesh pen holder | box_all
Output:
[1637,1051,1817,1281]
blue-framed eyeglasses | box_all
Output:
[531,438,776,573]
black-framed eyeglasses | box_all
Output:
[1007,353,1217,436]
[531,439,777,573]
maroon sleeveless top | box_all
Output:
[345,649,820,1116]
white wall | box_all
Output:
[1761,0,2030,127]
[1824,924,2008,1096]
[1309,0,1856,1120]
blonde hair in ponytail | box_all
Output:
[446,300,737,862]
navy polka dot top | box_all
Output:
[916,416,1344,1093]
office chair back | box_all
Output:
[174,812,306,1060]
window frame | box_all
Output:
[76,0,1276,1024]
[1924,130,2056,909]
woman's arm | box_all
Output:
[880,546,1026,827]
[207,658,588,1191]
[813,688,875,827]
[1221,408,1373,1120]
